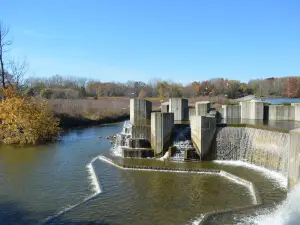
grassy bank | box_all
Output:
[56,112,129,128]
[48,98,131,128]
[48,96,227,129]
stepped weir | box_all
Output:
[114,97,300,189]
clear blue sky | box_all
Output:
[1,0,300,83]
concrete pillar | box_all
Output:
[190,116,216,160]
[195,101,211,116]
[268,105,295,121]
[240,101,264,120]
[288,128,300,189]
[161,102,169,113]
[292,103,300,121]
[189,107,196,118]
[130,99,152,125]
[169,98,188,121]
[131,125,151,141]
[151,112,174,156]
[222,105,241,119]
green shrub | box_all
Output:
[40,88,54,99]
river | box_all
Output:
[0,123,287,225]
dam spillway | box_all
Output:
[114,97,300,190]
[215,127,289,175]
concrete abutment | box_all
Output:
[190,116,216,160]
[151,112,174,156]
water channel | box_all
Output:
[0,123,290,224]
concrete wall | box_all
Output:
[169,98,189,121]
[130,99,152,125]
[222,105,241,119]
[268,105,295,121]
[151,112,174,156]
[195,101,211,116]
[189,107,196,118]
[161,102,169,113]
[131,125,151,141]
[288,128,300,188]
[122,147,154,158]
[240,101,264,120]
[292,103,300,121]
[190,116,216,160]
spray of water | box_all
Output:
[158,151,169,161]
[214,160,287,188]
[238,184,300,225]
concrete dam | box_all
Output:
[114,98,300,189]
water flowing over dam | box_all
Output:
[215,127,289,175]
[171,125,194,160]
[253,183,300,225]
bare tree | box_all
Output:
[8,57,28,89]
[0,21,12,89]
[0,21,28,90]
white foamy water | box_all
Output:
[158,151,169,161]
[238,184,300,225]
[213,160,287,188]
[42,155,102,224]
[86,156,102,194]
[112,145,122,157]
[190,214,205,225]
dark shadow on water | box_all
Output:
[47,219,111,225]
[0,202,40,225]
[0,200,112,225]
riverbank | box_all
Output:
[56,112,129,129]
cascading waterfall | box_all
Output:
[215,127,289,175]
[113,121,132,156]
[121,120,132,135]
[171,125,194,161]
[113,120,152,158]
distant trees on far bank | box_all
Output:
[22,75,300,100]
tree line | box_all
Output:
[21,75,300,100]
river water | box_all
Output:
[0,123,288,225]
[262,98,300,104]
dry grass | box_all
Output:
[48,97,163,118]
[48,98,128,120]
[48,96,227,117]
[47,96,227,128]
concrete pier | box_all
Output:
[161,102,169,113]
[169,98,189,121]
[240,100,264,120]
[131,125,151,141]
[190,116,216,160]
[268,105,295,121]
[195,101,211,116]
[288,128,300,188]
[151,112,174,156]
[130,99,152,125]
[189,107,196,118]
[292,103,300,121]
[222,105,241,119]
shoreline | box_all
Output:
[56,113,129,129]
